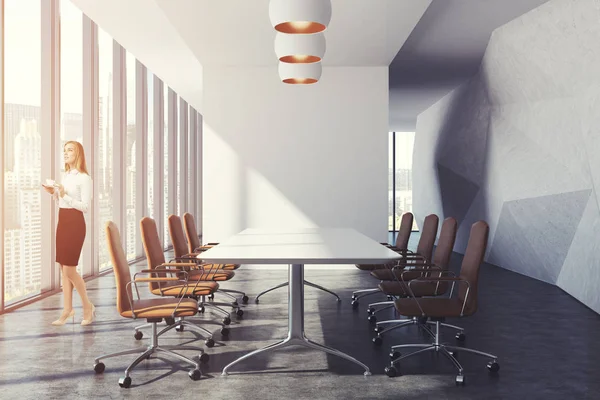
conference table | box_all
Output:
[199,227,403,376]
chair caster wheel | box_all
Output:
[455,375,465,386]
[242,295,249,304]
[205,338,215,348]
[351,295,357,301]
[118,376,132,388]
[367,315,377,324]
[176,325,185,332]
[372,336,383,346]
[236,309,244,317]
[94,362,105,373]
[222,317,231,325]
[134,331,143,340]
[351,300,359,309]
[384,366,397,377]
[209,294,215,300]
[389,351,400,360]
[232,301,239,307]
[189,369,202,381]
[367,307,375,315]
[221,327,230,336]
[254,298,260,304]
[374,326,384,334]
[199,306,205,314]
[455,332,466,342]
[199,353,210,363]
[487,361,500,373]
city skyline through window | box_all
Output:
[389,131,417,233]
[3,0,42,303]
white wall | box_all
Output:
[202,66,389,243]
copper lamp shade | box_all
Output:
[269,0,332,34]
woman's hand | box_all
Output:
[41,184,55,194]
[55,183,66,198]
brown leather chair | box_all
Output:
[182,212,229,258]
[370,217,460,343]
[140,216,230,340]
[170,214,247,313]
[351,212,414,304]
[369,213,439,282]
[384,221,499,386]
[93,221,207,388]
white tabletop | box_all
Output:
[198,228,402,265]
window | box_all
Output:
[147,72,154,218]
[163,85,170,246]
[125,52,136,260]
[389,132,417,234]
[3,0,42,304]
[97,27,114,271]
[60,0,83,275]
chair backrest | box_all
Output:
[432,217,458,268]
[415,214,439,261]
[105,221,132,314]
[458,220,489,316]
[394,212,413,250]
[183,212,201,253]
[140,217,167,291]
[168,214,189,258]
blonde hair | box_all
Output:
[64,140,90,176]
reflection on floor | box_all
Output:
[1,246,599,399]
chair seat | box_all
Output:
[378,280,445,297]
[151,281,219,297]
[370,268,423,281]
[394,297,465,318]
[188,269,235,281]
[121,298,198,319]
[355,263,390,271]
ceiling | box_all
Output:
[71,0,551,126]
[389,0,551,131]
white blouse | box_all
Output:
[52,169,92,213]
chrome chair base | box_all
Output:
[385,321,498,384]
[255,280,341,303]
[94,322,207,387]
[374,317,464,340]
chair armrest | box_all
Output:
[161,262,200,271]
[407,276,471,316]
[126,270,191,316]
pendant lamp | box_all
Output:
[274,32,326,63]
[278,61,322,84]
[269,0,332,34]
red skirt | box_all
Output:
[56,208,86,266]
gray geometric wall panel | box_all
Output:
[504,189,590,282]
[437,163,479,228]
[488,202,550,282]
[412,0,600,313]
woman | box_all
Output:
[42,141,95,326]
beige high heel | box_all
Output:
[81,303,96,326]
[51,309,75,326]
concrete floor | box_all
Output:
[1,245,600,399]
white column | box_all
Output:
[179,98,188,214]
[135,61,147,258]
[82,14,98,276]
[112,42,127,249]
[166,88,177,247]
[153,76,164,244]
[41,0,60,290]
